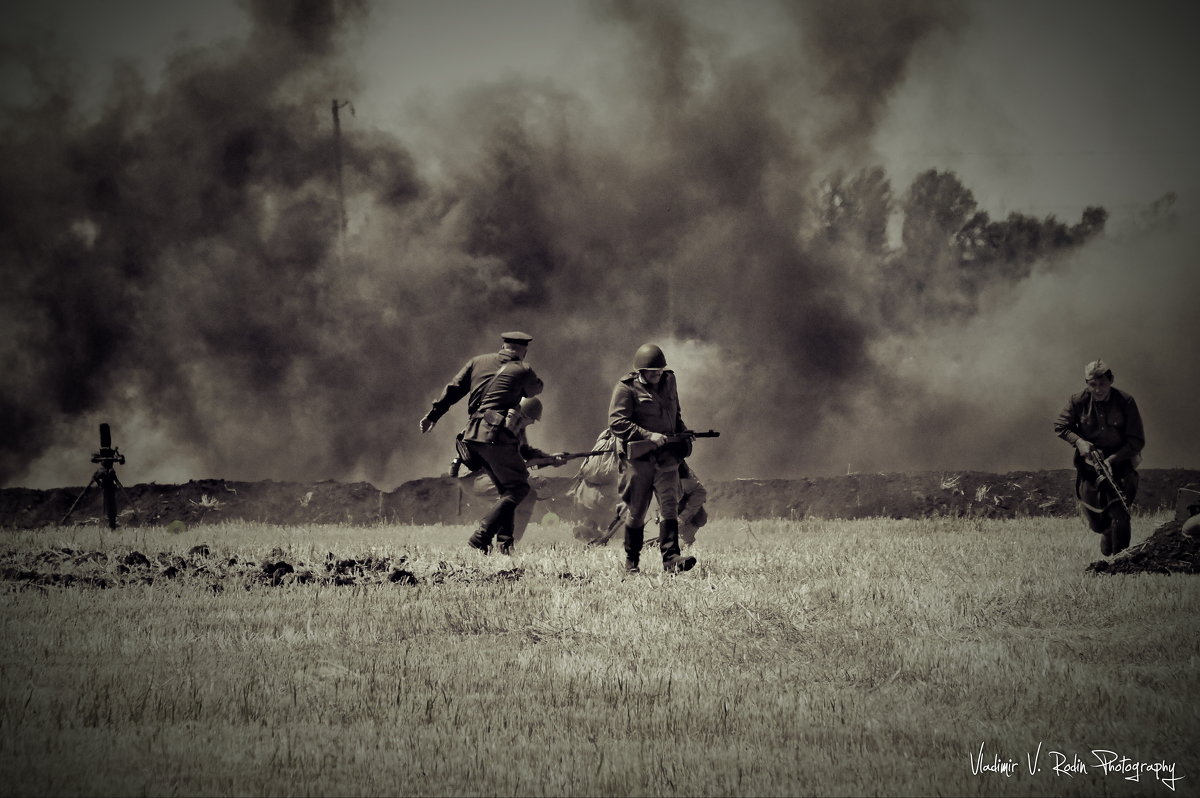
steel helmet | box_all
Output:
[633,343,667,370]
[518,396,543,422]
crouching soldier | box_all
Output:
[1053,359,1145,556]
[567,428,623,545]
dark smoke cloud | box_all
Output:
[787,0,967,155]
[2,0,1194,490]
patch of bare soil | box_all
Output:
[0,543,593,591]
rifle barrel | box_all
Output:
[528,449,607,468]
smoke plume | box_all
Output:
[2,0,1195,490]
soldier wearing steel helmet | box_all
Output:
[1054,359,1145,556]
[420,332,546,555]
[608,343,697,574]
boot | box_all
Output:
[478,499,519,555]
[467,528,491,555]
[495,525,516,556]
[623,522,644,572]
[659,519,696,573]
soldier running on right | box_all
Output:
[1053,359,1145,556]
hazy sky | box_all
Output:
[14,0,1196,217]
[3,0,1197,488]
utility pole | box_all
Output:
[331,99,354,259]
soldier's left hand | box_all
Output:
[1105,454,1119,472]
[552,452,569,466]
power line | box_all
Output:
[331,99,354,260]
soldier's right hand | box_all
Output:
[419,415,436,434]
[1074,438,1094,456]
[649,432,668,448]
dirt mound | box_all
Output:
[701,469,1200,520]
[0,478,411,530]
[3,470,1199,530]
[1088,491,1200,576]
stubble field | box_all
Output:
[1,514,1196,797]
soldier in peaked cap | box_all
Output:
[420,331,544,555]
[1054,359,1145,556]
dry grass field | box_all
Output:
[1,513,1196,797]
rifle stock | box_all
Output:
[625,429,720,460]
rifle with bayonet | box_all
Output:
[626,429,720,460]
[1086,449,1133,517]
[526,449,609,469]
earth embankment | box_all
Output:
[2,469,1198,529]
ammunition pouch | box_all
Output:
[481,409,506,443]
[465,409,509,445]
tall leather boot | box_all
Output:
[471,498,514,554]
[493,501,519,555]
[623,523,644,573]
[659,519,696,573]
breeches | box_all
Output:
[473,471,537,542]
[467,441,531,507]
[466,441,531,545]
[619,457,681,526]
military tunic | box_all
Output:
[608,370,686,527]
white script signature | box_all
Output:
[969,742,1183,792]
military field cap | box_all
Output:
[501,331,533,344]
[1084,359,1111,380]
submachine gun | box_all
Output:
[1086,448,1133,518]
[626,429,720,460]
[61,423,140,529]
